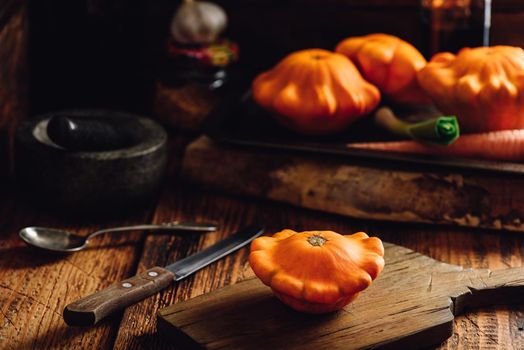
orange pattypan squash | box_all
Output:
[336,33,430,104]
[418,46,524,133]
[252,49,380,135]
[249,229,385,314]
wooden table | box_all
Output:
[1,136,524,350]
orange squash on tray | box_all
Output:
[249,229,385,314]
[252,49,380,135]
[336,33,429,104]
[418,46,524,133]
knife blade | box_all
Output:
[63,224,264,326]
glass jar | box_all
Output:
[420,0,491,58]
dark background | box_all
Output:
[3,0,524,130]
[26,0,524,117]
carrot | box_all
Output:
[347,129,524,162]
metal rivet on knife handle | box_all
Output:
[63,267,174,327]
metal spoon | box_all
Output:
[19,222,217,253]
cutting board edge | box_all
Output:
[373,318,454,350]
[157,303,455,350]
[157,312,206,350]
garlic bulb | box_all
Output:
[170,0,228,45]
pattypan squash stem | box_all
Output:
[308,235,327,247]
[375,107,460,145]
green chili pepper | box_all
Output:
[375,107,460,145]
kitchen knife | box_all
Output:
[63,224,264,326]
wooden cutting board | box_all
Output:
[157,242,524,350]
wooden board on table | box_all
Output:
[158,242,524,350]
[182,136,524,233]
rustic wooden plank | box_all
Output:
[113,137,522,350]
[182,136,524,232]
[1,185,521,348]
[0,192,154,349]
[111,180,524,349]
[0,135,522,349]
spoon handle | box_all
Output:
[86,222,217,241]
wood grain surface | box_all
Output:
[1,131,524,349]
[2,181,524,348]
[0,194,154,349]
[158,243,524,349]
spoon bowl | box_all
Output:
[19,222,217,253]
[20,227,88,252]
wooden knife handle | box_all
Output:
[63,267,174,326]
